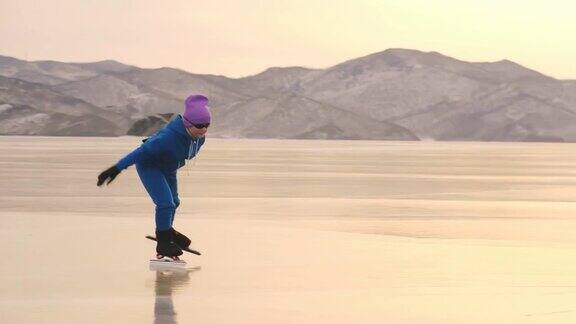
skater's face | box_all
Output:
[186,123,209,138]
[183,115,210,138]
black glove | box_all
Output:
[97,166,121,186]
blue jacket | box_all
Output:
[116,115,206,172]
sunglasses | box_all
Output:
[191,123,210,129]
[183,116,210,129]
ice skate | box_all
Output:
[172,228,191,249]
[148,229,185,268]
[156,229,183,255]
[146,235,202,256]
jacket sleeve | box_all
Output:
[115,135,168,170]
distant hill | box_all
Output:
[0,75,129,136]
[0,49,575,142]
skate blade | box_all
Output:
[149,256,187,269]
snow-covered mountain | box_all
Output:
[0,49,574,141]
[0,76,130,136]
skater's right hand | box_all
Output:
[97,166,121,186]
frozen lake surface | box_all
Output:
[2,136,576,323]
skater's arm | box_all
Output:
[97,145,149,186]
[115,146,146,170]
[115,136,168,170]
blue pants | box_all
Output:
[136,163,180,231]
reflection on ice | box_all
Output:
[152,266,201,324]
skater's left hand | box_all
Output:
[97,166,121,186]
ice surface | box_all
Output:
[2,137,576,323]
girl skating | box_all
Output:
[97,94,211,263]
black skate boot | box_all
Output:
[172,228,191,249]
[156,229,183,258]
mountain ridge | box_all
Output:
[0,49,574,142]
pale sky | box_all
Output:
[1,0,575,79]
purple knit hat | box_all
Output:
[182,94,211,127]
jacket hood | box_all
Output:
[166,115,192,140]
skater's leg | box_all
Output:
[135,163,175,231]
[164,170,179,227]
[164,170,191,248]
[136,164,182,257]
